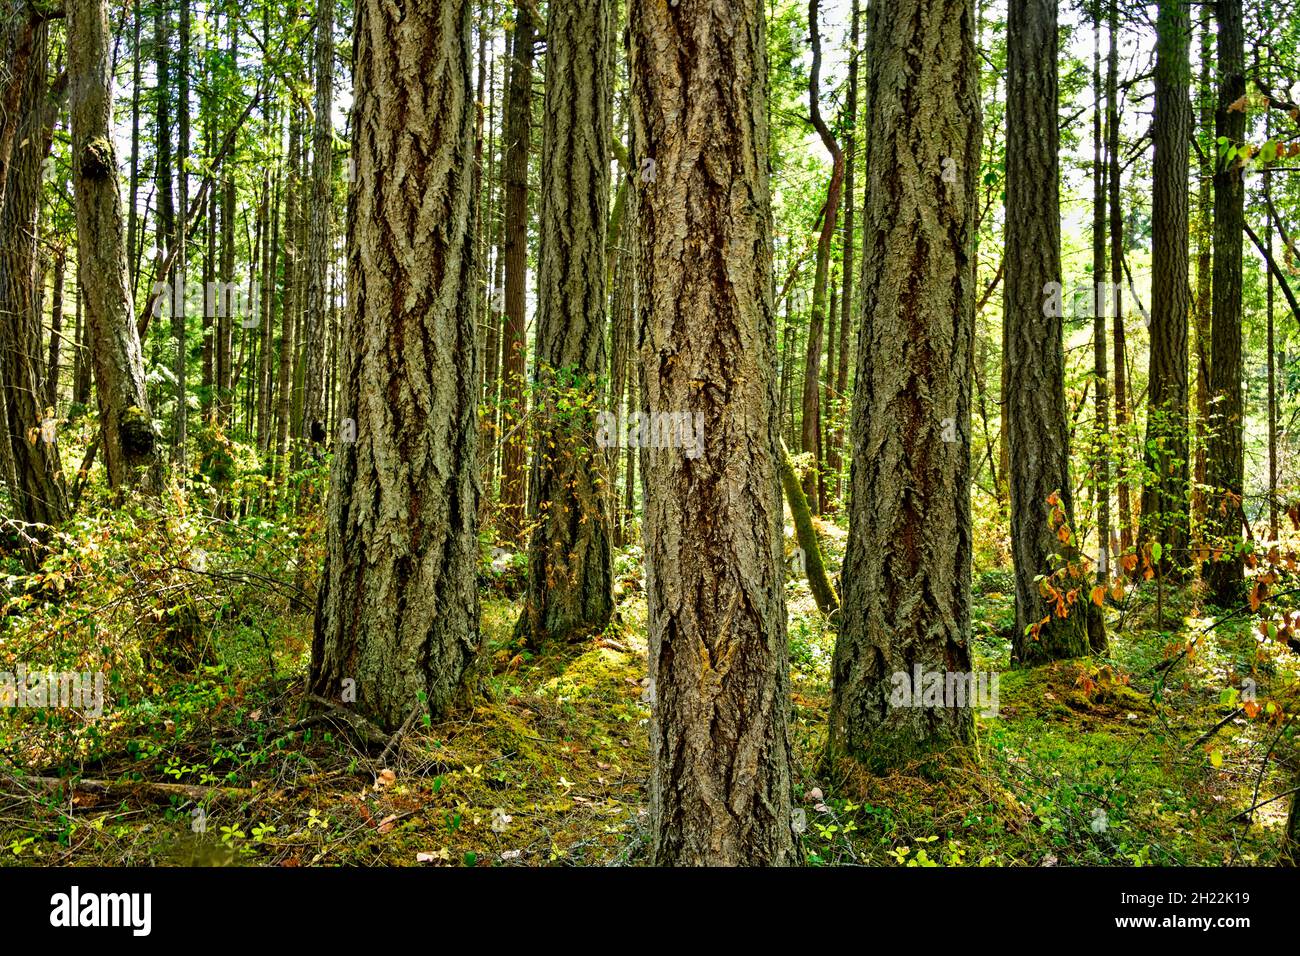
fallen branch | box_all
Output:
[5,775,249,806]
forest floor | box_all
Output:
[1,497,1297,866]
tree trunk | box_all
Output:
[779,439,838,616]
[310,0,481,730]
[800,0,843,516]
[1192,0,1213,543]
[1266,107,1277,541]
[1004,0,1096,664]
[1139,0,1192,577]
[258,162,279,453]
[1091,12,1110,588]
[300,0,334,451]
[126,0,141,299]
[497,0,535,545]
[1107,0,1131,556]
[172,0,190,469]
[0,22,66,528]
[68,0,158,490]
[516,0,614,647]
[1205,0,1245,606]
[275,100,301,474]
[45,245,65,410]
[831,0,859,511]
[829,0,980,765]
[73,282,90,407]
[631,0,797,866]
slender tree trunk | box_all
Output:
[497,0,535,545]
[73,283,90,407]
[608,196,636,543]
[1107,0,1131,556]
[801,0,842,516]
[172,0,190,469]
[1092,10,1110,586]
[197,25,213,425]
[1206,0,1245,606]
[201,150,214,421]
[275,100,302,473]
[1266,108,1278,541]
[126,0,140,300]
[218,142,235,426]
[257,164,278,452]
[478,2,503,518]
[301,0,334,451]
[472,7,488,376]
[1192,0,1213,543]
[632,0,797,866]
[68,0,158,490]
[151,0,172,425]
[1005,0,1097,664]
[829,0,980,764]
[45,246,65,410]
[515,0,614,647]
[831,0,859,511]
[311,0,481,730]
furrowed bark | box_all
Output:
[829,0,980,765]
[632,0,797,866]
[310,0,481,731]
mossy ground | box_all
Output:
[1,507,1296,866]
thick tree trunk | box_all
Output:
[1004,0,1096,664]
[310,0,480,730]
[68,0,158,491]
[1139,0,1192,576]
[516,0,614,647]
[829,0,980,764]
[497,0,535,545]
[1205,0,1245,606]
[0,22,66,528]
[631,0,797,866]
